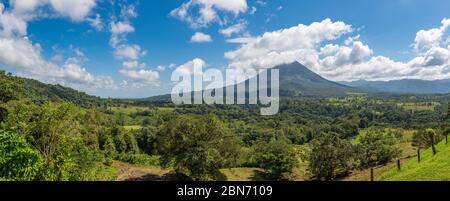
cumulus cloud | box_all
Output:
[190,32,213,43]
[224,18,450,81]
[170,0,248,28]
[119,69,159,84]
[114,44,143,60]
[174,58,206,76]
[0,1,116,91]
[414,18,450,52]
[225,18,353,70]
[0,37,116,90]
[49,0,97,21]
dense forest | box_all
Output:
[1,70,450,181]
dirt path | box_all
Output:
[114,162,171,181]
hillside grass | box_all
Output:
[379,140,450,181]
[111,106,149,115]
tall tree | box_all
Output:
[157,115,240,181]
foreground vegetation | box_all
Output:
[2,70,450,181]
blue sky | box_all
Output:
[1,0,450,98]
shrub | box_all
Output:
[0,130,42,181]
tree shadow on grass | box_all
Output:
[124,172,192,181]
[249,170,275,181]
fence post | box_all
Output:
[370,168,374,181]
[417,148,421,163]
[397,160,401,171]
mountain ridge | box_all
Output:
[341,79,450,94]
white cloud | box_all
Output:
[122,60,146,69]
[414,18,450,52]
[225,18,353,70]
[320,40,373,70]
[110,21,135,35]
[226,37,254,44]
[87,13,103,30]
[0,37,116,90]
[170,0,248,28]
[0,1,117,91]
[49,0,97,21]
[156,65,166,72]
[114,44,143,60]
[10,0,43,13]
[224,18,450,81]
[190,32,213,43]
[219,22,246,37]
[174,58,206,76]
[106,2,159,87]
[120,69,159,84]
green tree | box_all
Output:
[0,130,42,181]
[124,131,140,154]
[252,139,298,180]
[1,101,100,181]
[157,115,240,181]
[103,135,117,166]
[111,127,127,153]
[355,128,401,168]
[412,128,442,154]
[136,126,158,155]
[308,133,354,180]
[426,128,437,155]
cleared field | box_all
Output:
[111,106,150,114]
[157,107,175,113]
[398,102,439,111]
[123,125,143,130]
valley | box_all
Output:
[2,64,450,181]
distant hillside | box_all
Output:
[142,62,362,102]
[380,141,450,181]
[341,79,450,94]
[22,78,103,107]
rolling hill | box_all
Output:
[341,79,450,94]
[0,72,103,107]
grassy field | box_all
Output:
[157,107,175,113]
[379,140,450,181]
[123,125,143,131]
[398,102,439,111]
[111,106,175,114]
[111,106,150,114]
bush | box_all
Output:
[0,130,42,181]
